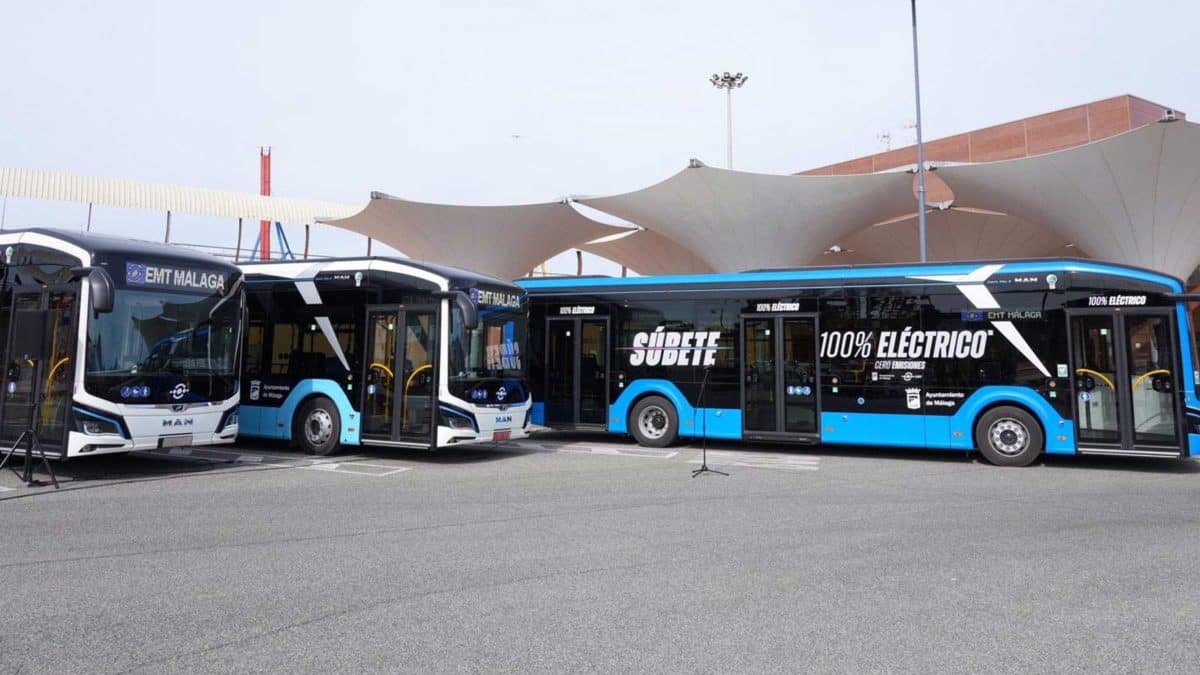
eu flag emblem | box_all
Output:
[126,262,147,285]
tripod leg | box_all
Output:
[22,431,35,485]
[33,436,59,489]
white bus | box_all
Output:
[239,257,531,453]
[0,228,244,458]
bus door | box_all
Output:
[544,317,608,429]
[741,314,820,441]
[1068,309,1182,456]
[0,286,78,457]
[362,305,438,446]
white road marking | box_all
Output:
[687,450,822,472]
[235,455,264,464]
[0,485,15,492]
[301,462,412,477]
[554,445,678,459]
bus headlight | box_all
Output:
[218,406,239,431]
[73,409,123,436]
[438,406,477,432]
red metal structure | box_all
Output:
[259,146,271,260]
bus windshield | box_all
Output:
[85,288,241,404]
[449,303,527,403]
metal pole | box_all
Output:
[304,224,310,259]
[235,217,243,262]
[726,87,734,169]
[260,147,272,260]
[911,0,928,263]
[367,237,372,256]
[164,210,171,244]
[86,203,93,232]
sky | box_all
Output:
[1,0,1197,274]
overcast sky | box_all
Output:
[2,0,1197,273]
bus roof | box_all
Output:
[518,258,1185,294]
[240,255,522,292]
[0,227,240,270]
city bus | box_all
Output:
[0,228,244,459]
[239,257,531,454]
[519,260,1200,466]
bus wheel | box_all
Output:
[630,396,678,448]
[975,406,1043,467]
[296,398,341,456]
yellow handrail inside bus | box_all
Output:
[1075,368,1115,391]
[41,356,71,425]
[369,362,394,379]
[401,363,432,430]
[1132,369,1170,389]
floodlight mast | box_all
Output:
[910,0,928,262]
[710,71,748,168]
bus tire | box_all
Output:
[974,406,1043,467]
[296,397,341,456]
[629,396,678,448]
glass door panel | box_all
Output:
[743,318,777,432]
[1124,315,1178,447]
[544,320,574,425]
[398,311,435,441]
[578,320,607,425]
[782,318,818,434]
[39,291,77,453]
[1071,315,1121,445]
[363,310,398,438]
[1,293,45,447]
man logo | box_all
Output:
[162,418,194,428]
[171,383,190,400]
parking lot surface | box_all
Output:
[2,433,1199,673]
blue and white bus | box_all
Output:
[0,228,244,458]
[239,258,531,454]
[520,260,1200,466]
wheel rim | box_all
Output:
[305,409,334,447]
[637,405,669,440]
[988,418,1029,456]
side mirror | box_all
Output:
[70,266,115,314]
[455,290,479,330]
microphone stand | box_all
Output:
[691,365,727,478]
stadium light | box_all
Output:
[710,71,748,168]
[910,0,928,262]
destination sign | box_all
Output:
[470,288,522,308]
[126,261,227,293]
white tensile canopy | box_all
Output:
[320,192,628,280]
[816,208,1080,266]
[577,162,917,272]
[936,120,1200,280]
[579,228,715,275]
[317,119,1199,281]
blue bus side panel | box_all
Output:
[240,380,361,445]
[608,380,742,440]
[531,401,545,425]
[239,405,271,438]
[1189,433,1200,458]
[821,412,928,448]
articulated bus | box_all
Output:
[519,260,1200,466]
[0,229,244,458]
[239,257,531,454]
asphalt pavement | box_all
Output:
[2,433,1199,673]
